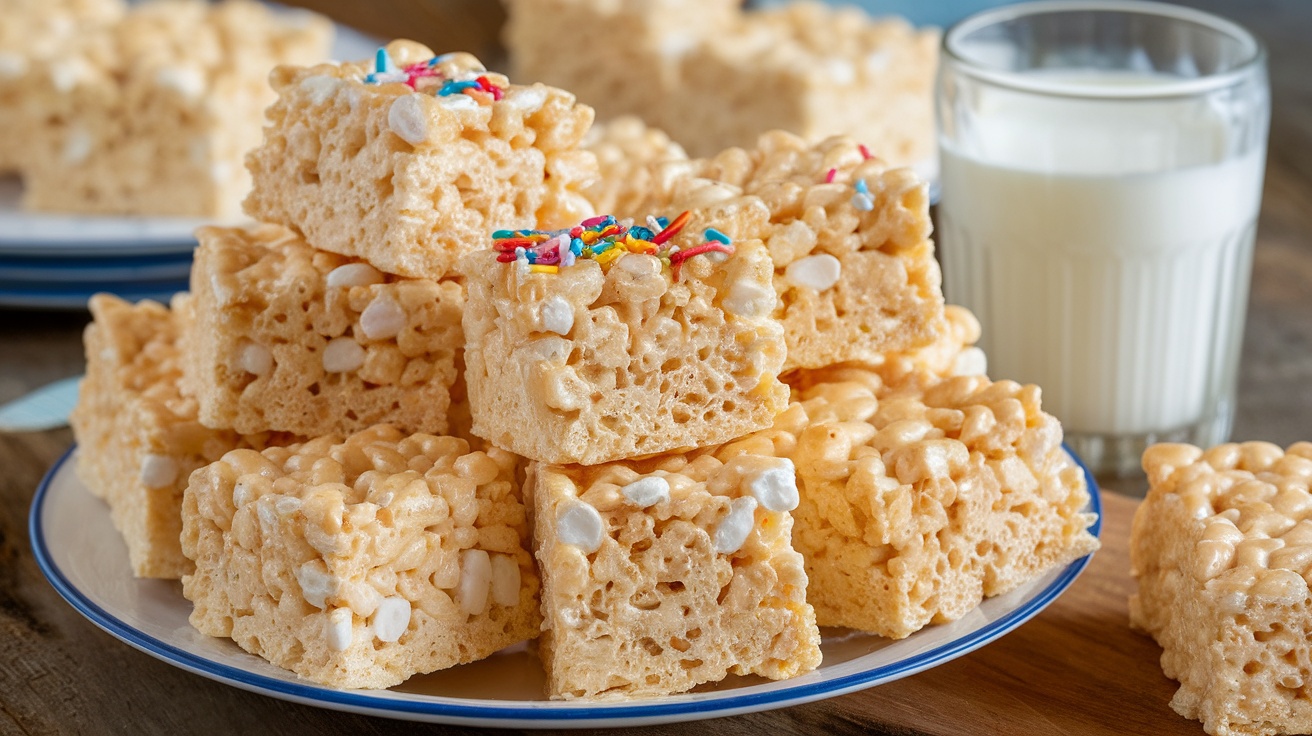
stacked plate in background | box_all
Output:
[0,177,203,310]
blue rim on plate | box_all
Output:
[30,444,1101,726]
[0,250,193,283]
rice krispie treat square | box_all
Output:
[636,132,945,372]
[243,40,598,280]
[0,0,124,173]
[505,0,936,167]
[671,2,938,164]
[582,116,688,220]
[185,223,464,438]
[182,425,539,690]
[460,212,789,465]
[773,369,1099,638]
[504,0,738,135]
[531,443,821,699]
[16,0,331,217]
[1131,442,1312,736]
[70,294,291,579]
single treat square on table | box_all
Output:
[1132,441,1312,736]
[530,440,821,699]
[70,293,292,579]
[774,367,1099,638]
[460,212,790,465]
[243,40,599,280]
[0,0,124,173]
[182,425,539,690]
[670,1,938,164]
[636,131,945,372]
[14,0,331,217]
[184,223,464,438]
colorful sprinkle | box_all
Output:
[854,178,870,195]
[858,144,872,160]
[704,228,731,245]
[363,47,505,101]
[492,212,733,281]
[825,168,837,183]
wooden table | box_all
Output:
[2,1,1309,733]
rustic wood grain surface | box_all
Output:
[1,1,1309,734]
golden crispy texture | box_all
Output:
[0,0,124,172]
[243,40,598,280]
[184,224,464,437]
[460,237,789,465]
[505,0,936,165]
[70,294,292,579]
[532,444,820,699]
[768,369,1098,638]
[15,0,330,216]
[182,425,540,690]
[1132,442,1312,736]
[634,132,945,371]
[582,116,688,218]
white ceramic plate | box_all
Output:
[31,446,1100,728]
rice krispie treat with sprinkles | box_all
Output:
[772,369,1099,638]
[70,294,294,579]
[182,425,539,689]
[460,211,789,466]
[637,132,945,372]
[15,0,331,216]
[184,223,464,438]
[0,0,124,173]
[530,441,820,699]
[244,40,598,280]
[1132,442,1312,736]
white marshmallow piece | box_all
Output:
[322,337,365,373]
[360,293,406,340]
[456,549,492,616]
[371,596,411,643]
[438,94,478,111]
[155,65,206,99]
[296,560,338,609]
[326,607,353,651]
[326,262,384,288]
[503,85,546,113]
[539,296,575,336]
[489,553,521,608]
[746,459,799,512]
[300,74,341,105]
[556,499,605,553]
[388,93,430,145]
[784,254,842,291]
[238,342,273,376]
[62,129,92,164]
[621,476,671,508]
[952,347,988,377]
[139,454,179,488]
[714,496,758,554]
[722,279,775,318]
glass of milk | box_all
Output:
[936,1,1269,477]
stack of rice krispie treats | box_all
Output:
[505,0,938,167]
[2,0,332,217]
[72,36,1098,699]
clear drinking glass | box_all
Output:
[936,1,1269,477]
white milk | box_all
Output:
[938,71,1265,437]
